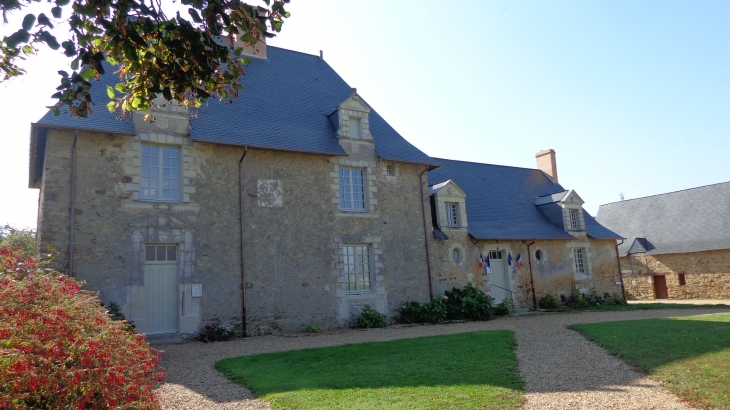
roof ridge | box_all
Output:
[431,157,542,172]
[267,45,321,59]
[599,180,730,208]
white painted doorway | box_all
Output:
[143,245,178,335]
[489,251,510,304]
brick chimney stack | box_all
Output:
[536,149,558,183]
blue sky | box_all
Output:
[1,0,729,229]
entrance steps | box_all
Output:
[145,333,189,345]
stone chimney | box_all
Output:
[536,149,558,182]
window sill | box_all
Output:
[345,292,376,299]
[336,211,378,218]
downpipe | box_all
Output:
[239,147,248,337]
[418,166,434,298]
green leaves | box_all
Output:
[79,67,95,81]
[21,14,35,31]
[1,0,291,117]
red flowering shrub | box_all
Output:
[0,246,167,409]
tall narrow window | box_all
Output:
[343,245,371,292]
[573,248,587,274]
[349,117,361,139]
[141,145,179,201]
[339,168,365,210]
[569,208,581,230]
[678,273,687,286]
[445,202,459,228]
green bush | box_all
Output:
[493,299,511,316]
[400,296,447,324]
[444,284,495,321]
[538,294,562,309]
[303,322,322,333]
[0,245,166,409]
[357,305,387,328]
[0,224,35,257]
[400,285,498,323]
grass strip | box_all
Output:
[570,313,730,409]
[546,303,729,312]
[216,330,524,410]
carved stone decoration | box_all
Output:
[257,179,284,207]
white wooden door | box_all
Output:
[490,251,509,304]
[143,245,178,335]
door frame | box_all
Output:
[143,244,180,335]
[487,249,511,303]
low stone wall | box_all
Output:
[620,249,730,300]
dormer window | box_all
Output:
[349,117,361,139]
[430,179,468,231]
[569,208,581,230]
[445,202,459,228]
[564,207,585,231]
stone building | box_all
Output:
[427,151,623,309]
[596,182,730,300]
[29,43,622,337]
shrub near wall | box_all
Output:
[0,246,166,409]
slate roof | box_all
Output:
[428,159,621,240]
[596,181,730,256]
[35,47,436,166]
[35,63,136,135]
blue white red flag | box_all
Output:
[516,253,524,267]
[478,254,484,268]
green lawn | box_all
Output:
[546,303,730,312]
[215,331,524,409]
[570,313,730,409]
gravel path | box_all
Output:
[155,308,729,409]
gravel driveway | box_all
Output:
[155,308,729,409]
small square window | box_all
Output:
[445,202,459,228]
[386,163,396,177]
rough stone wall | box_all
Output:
[36,128,244,335]
[36,125,433,335]
[620,249,730,299]
[240,147,431,334]
[428,233,622,308]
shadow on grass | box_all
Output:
[214,331,523,409]
[570,314,730,372]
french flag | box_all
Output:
[516,253,524,267]
[486,254,492,274]
[478,254,484,268]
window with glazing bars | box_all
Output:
[141,145,180,200]
[339,168,365,210]
[343,245,371,292]
[445,202,459,228]
[145,245,177,262]
[573,248,586,274]
[569,208,581,230]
